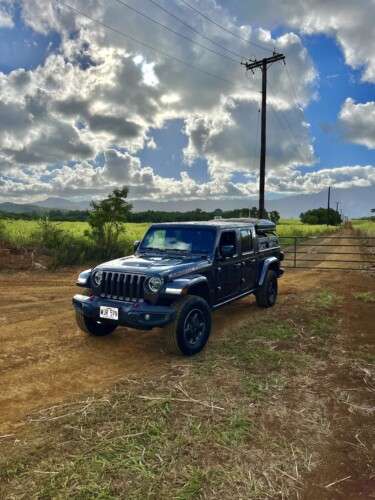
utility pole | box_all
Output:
[327,186,331,226]
[242,52,285,218]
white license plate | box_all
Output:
[100,306,119,320]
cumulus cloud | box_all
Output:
[0,148,373,203]
[226,0,375,83]
[0,1,14,28]
[267,165,375,194]
[339,99,375,149]
[0,0,372,204]
[184,97,314,180]
[0,0,318,200]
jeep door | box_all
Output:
[215,229,242,301]
[239,228,257,291]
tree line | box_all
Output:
[0,203,281,224]
[300,208,342,226]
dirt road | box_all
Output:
[0,231,373,436]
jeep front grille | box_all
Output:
[99,272,146,302]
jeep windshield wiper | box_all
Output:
[165,248,190,254]
[140,247,167,254]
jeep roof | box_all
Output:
[147,218,276,231]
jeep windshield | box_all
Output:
[139,227,216,255]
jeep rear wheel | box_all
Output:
[255,269,278,308]
[165,295,212,356]
[75,309,117,336]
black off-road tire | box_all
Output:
[255,269,278,308]
[75,309,117,336]
[165,295,212,356]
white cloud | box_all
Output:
[183,97,314,181]
[0,149,373,203]
[225,0,375,83]
[0,0,317,199]
[0,2,14,28]
[339,98,375,150]
[267,165,375,194]
[0,0,373,205]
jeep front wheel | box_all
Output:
[255,269,278,308]
[75,309,117,336]
[165,295,212,356]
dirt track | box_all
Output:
[0,230,373,435]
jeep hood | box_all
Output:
[95,253,210,277]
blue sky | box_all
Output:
[0,6,60,73]
[301,34,374,170]
[0,0,374,205]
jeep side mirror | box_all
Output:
[133,240,140,252]
[221,244,235,258]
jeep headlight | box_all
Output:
[146,276,164,294]
[77,269,92,287]
[93,270,103,287]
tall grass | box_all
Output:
[352,220,375,236]
[276,223,339,245]
[1,219,149,249]
[0,218,340,266]
[0,219,149,268]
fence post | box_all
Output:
[294,238,297,268]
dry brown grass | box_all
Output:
[0,288,346,500]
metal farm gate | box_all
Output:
[279,235,375,271]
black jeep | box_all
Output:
[73,219,284,356]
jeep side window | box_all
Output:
[240,229,253,254]
[218,230,237,257]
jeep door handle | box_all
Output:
[234,263,242,268]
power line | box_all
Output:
[179,0,274,55]
[269,105,310,164]
[144,0,247,60]
[270,102,299,146]
[112,0,239,64]
[268,78,307,144]
[55,1,238,87]
[283,62,301,108]
[281,62,313,148]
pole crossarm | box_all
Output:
[241,52,285,71]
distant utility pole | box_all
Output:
[336,201,340,213]
[242,52,285,218]
[327,186,331,226]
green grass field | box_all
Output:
[0,220,150,248]
[0,218,339,249]
[352,219,375,236]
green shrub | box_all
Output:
[33,218,134,268]
[33,219,86,268]
[86,187,132,261]
[300,208,342,225]
[0,219,6,242]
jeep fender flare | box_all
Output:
[164,275,208,297]
[258,257,280,286]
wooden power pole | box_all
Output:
[327,186,331,226]
[242,52,285,218]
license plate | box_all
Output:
[100,306,118,320]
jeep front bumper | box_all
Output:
[72,294,176,330]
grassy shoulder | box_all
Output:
[0,289,342,499]
[0,219,149,248]
[352,219,375,236]
[0,218,339,245]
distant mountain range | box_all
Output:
[0,198,90,213]
[0,185,374,218]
